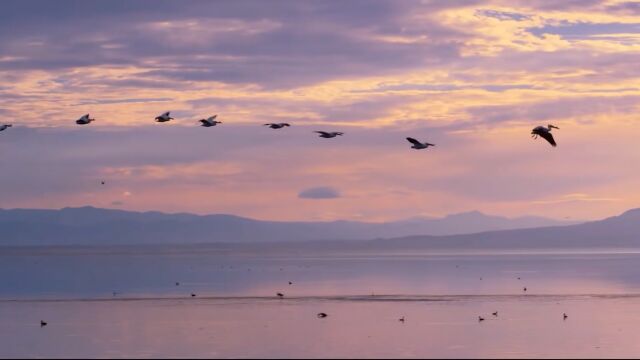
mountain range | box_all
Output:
[0,206,576,246]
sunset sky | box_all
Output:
[1,0,640,221]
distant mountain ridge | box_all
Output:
[367,207,640,250]
[0,206,576,246]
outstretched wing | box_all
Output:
[208,115,217,122]
[539,132,557,147]
[406,137,422,146]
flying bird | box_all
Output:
[317,313,328,318]
[199,115,222,127]
[315,131,344,138]
[155,111,174,123]
[277,292,284,298]
[0,124,12,132]
[531,125,559,147]
[40,320,47,327]
[76,114,95,125]
[406,137,435,150]
[264,123,290,129]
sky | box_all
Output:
[1,0,640,222]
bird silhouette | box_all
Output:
[531,124,559,147]
[155,111,174,123]
[199,115,222,127]
[406,137,435,150]
[264,123,290,129]
[75,114,95,125]
[315,131,344,138]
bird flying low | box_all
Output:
[531,124,559,147]
[406,137,435,150]
[199,115,222,127]
[0,124,12,132]
[76,114,95,125]
[264,123,290,129]
[155,111,174,123]
[315,131,344,138]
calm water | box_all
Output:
[2,246,640,358]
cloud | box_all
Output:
[298,187,341,199]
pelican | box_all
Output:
[563,313,568,320]
[315,131,343,138]
[76,114,95,125]
[155,111,174,123]
[0,124,12,132]
[531,124,559,147]
[199,115,222,127]
[406,137,435,150]
[264,123,290,129]
[478,316,485,322]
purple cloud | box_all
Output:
[298,187,341,199]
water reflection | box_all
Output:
[2,295,640,358]
[2,248,640,299]
[2,247,640,357]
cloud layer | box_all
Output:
[1,0,640,221]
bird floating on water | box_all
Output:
[264,123,290,129]
[406,137,435,150]
[315,131,343,138]
[199,115,222,127]
[155,111,174,123]
[531,124,559,147]
[0,124,12,132]
[76,114,95,125]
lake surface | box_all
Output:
[2,246,640,358]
